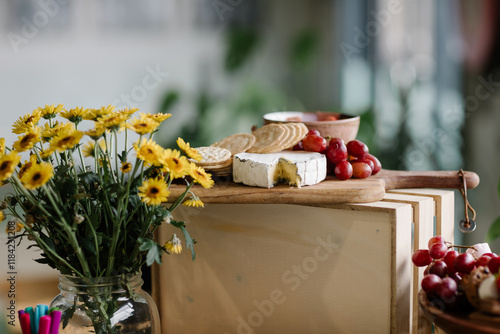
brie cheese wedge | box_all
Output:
[233,151,327,188]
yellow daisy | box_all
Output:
[121,162,133,173]
[0,138,5,157]
[49,128,84,152]
[138,178,170,206]
[85,126,107,140]
[0,211,4,222]
[188,163,214,189]
[12,110,42,134]
[118,107,139,118]
[41,121,75,142]
[82,139,106,158]
[159,149,190,179]
[38,104,64,119]
[96,112,129,131]
[20,161,53,190]
[164,234,182,254]
[39,148,54,161]
[140,112,172,123]
[12,127,41,152]
[60,107,87,123]
[182,197,204,208]
[0,152,21,182]
[83,105,115,121]
[18,155,38,180]
[127,116,160,135]
[177,137,202,162]
[133,138,162,165]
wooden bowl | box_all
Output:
[418,290,500,334]
[263,111,360,142]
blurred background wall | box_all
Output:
[1,0,500,331]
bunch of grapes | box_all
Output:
[412,236,500,309]
[295,130,382,180]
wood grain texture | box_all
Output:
[168,170,479,205]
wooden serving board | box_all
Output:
[168,169,479,205]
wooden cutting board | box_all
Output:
[168,170,480,205]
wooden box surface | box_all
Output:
[153,189,454,334]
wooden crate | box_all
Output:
[153,189,454,334]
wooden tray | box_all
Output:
[168,169,479,205]
[418,290,500,334]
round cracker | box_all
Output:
[211,133,256,155]
[192,146,232,166]
[285,123,308,148]
[247,124,287,153]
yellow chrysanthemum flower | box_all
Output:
[0,211,5,222]
[159,149,190,179]
[18,154,38,180]
[127,116,160,135]
[41,121,75,142]
[38,104,64,119]
[96,112,129,131]
[0,152,21,182]
[49,128,84,152]
[20,161,53,190]
[189,163,214,189]
[0,138,5,158]
[12,110,42,134]
[83,105,115,121]
[60,107,87,123]
[82,139,106,158]
[164,234,182,254]
[140,112,172,123]
[85,126,107,140]
[182,197,204,208]
[177,137,202,162]
[12,127,41,152]
[39,148,54,161]
[138,178,170,206]
[121,162,133,173]
[119,107,139,118]
[134,138,162,165]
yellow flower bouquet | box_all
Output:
[1,104,213,332]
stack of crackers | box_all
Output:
[191,122,309,179]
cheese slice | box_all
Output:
[233,151,327,188]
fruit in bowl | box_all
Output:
[263,111,360,142]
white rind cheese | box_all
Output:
[233,151,327,188]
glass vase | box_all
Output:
[50,272,160,334]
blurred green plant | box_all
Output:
[486,176,500,244]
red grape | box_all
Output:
[346,140,369,158]
[454,253,476,274]
[357,158,374,172]
[326,138,348,165]
[412,249,432,267]
[365,153,382,175]
[302,134,327,153]
[429,243,448,259]
[437,277,458,300]
[334,160,353,180]
[428,260,448,278]
[421,274,442,297]
[292,141,303,151]
[444,250,458,274]
[488,257,500,274]
[351,161,372,179]
[477,254,494,267]
[449,272,462,284]
[428,235,445,248]
[307,129,321,136]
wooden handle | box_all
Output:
[375,170,480,190]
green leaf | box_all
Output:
[179,224,196,261]
[138,238,162,266]
[486,216,500,244]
